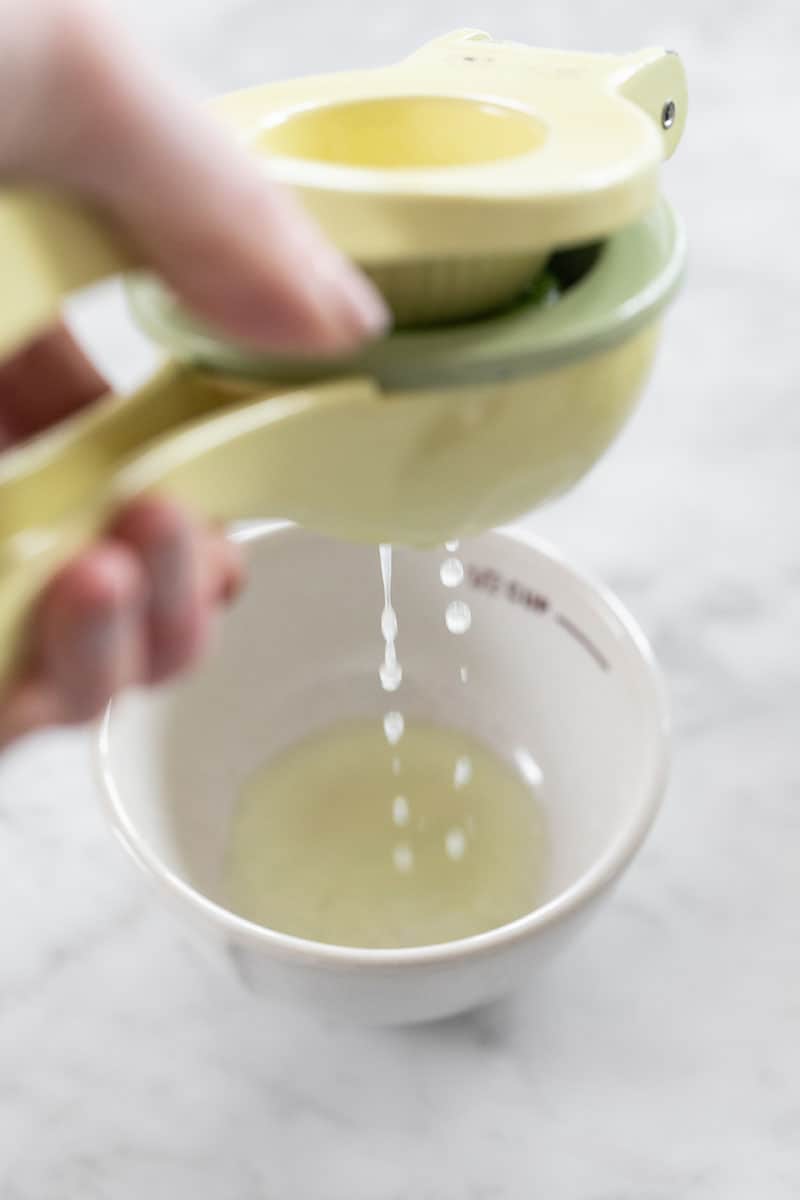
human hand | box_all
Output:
[0,0,389,745]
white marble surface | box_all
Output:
[2,1,800,1196]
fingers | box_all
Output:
[35,541,148,722]
[0,501,245,746]
[110,497,208,684]
[0,679,63,750]
[5,0,389,354]
[0,541,149,747]
[0,541,147,746]
[203,525,247,608]
[111,499,245,684]
[0,322,107,446]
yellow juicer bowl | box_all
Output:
[213,28,687,324]
[0,31,687,687]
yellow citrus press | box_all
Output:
[0,29,687,685]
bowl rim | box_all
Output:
[96,523,670,970]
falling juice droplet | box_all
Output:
[440,557,464,588]
[392,795,410,826]
[378,544,402,692]
[445,600,472,635]
[391,756,401,775]
[454,756,473,788]
[380,659,403,692]
[393,843,414,873]
[460,665,469,684]
[445,827,467,861]
[384,711,405,746]
[445,540,460,553]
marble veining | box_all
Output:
[2,1,799,1196]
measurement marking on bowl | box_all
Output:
[466,564,550,613]
[467,565,503,594]
[555,614,610,671]
[507,580,549,613]
[464,561,608,670]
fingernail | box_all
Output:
[312,247,392,343]
[263,183,390,340]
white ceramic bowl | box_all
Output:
[97,525,669,1025]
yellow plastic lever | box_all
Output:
[0,367,379,685]
[0,187,135,360]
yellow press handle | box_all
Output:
[0,365,380,688]
[0,186,136,360]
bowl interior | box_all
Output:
[100,528,666,935]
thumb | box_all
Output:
[4,0,389,354]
